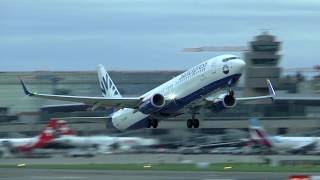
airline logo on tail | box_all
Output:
[31,119,58,148]
[18,119,58,152]
[97,64,122,98]
[249,118,273,148]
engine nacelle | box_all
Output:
[139,94,165,114]
[211,94,236,112]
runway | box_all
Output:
[1,154,320,180]
[0,168,314,180]
[1,154,320,165]
[0,154,266,165]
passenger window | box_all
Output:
[277,128,288,135]
[223,57,238,62]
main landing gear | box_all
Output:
[187,119,199,128]
[147,118,158,128]
[187,114,200,128]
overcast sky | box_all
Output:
[1,0,320,71]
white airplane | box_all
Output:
[249,118,319,154]
[20,54,275,130]
[49,119,158,152]
[0,120,56,155]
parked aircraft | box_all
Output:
[20,54,275,130]
[48,119,158,152]
[0,119,57,156]
[249,118,319,154]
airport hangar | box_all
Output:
[0,32,320,137]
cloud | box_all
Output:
[1,0,320,70]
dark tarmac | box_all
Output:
[0,168,319,180]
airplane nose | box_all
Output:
[234,59,246,72]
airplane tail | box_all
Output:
[18,119,58,152]
[34,119,58,148]
[248,118,273,148]
[97,64,122,98]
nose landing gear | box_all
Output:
[147,118,158,128]
[228,79,235,97]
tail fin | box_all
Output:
[28,119,58,151]
[17,119,57,152]
[97,64,122,98]
[36,119,58,147]
[248,118,273,148]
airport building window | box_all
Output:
[252,45,278,51]
[252,59,277,65]
[277,127,288,135]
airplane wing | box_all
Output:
[236,79,275,102]
[20,79,141,108]
[164,79,275,118]
[273,94,320,105]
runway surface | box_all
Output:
[0,168,317,180]
[1,154,320,180]
[1,154,320,165]
[0,154,265,165]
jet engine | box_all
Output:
[139,94,165,114]
[210,93,236,112]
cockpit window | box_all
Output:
[222,57,239,62]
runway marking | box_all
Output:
[203,179,235,180]
[30,176,88,179]
[55,177,88,179]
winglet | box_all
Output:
[266,79,275,101]
[19,78,33,96]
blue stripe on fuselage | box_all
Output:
[159,73,241,114]
[110,73,242,130]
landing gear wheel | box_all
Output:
[151,119,158,128]
[187,119,193,128]
[147,119,152,128]
[193,119,199,128]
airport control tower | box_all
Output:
[244,32,281,97]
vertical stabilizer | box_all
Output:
[35,119,57,148]
[19,119,57,152]
[249,118,273,147]
[97,64,122,98]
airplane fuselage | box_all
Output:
[0,137,37,147]
[107,55,245,130]
[52,135,157,151]
[270,136,318,152]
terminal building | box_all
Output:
[0,33,320,137]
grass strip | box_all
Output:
[0,163,319,172]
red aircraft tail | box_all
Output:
[18,119,58,152]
